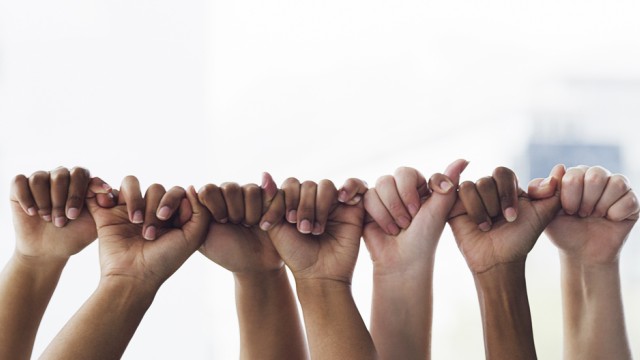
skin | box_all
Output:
[540,165,638,360]
[267,176,377,360]
[197,173,308,360]
[0,167,111,360]
[362,159,468,360]
[448,164,565,360]
[40,177,210,360]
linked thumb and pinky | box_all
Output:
[427,159,469,219]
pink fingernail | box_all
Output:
[397,216,411,229]
[157,206,171,220]
[540,177,552,187]
[312,222,323,235]
[260,221,272,231]
[43,214,52,222]
[299,219,312,234]
[440,181,453,192]
[144,226,156,240]
[338,190,348,203]
[132,210,144,224]
[504,207,517,222]
[387,223,400,235]
[54,216,66,228]
[479,222,491,232]
[27,207,37,216]
[102,183,113,191]
[287,210,297,223]
[67,207,80,220]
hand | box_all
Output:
[197,173,285,274]
[267,177,367,283]
[543,165,639,265]
[86,176,210,288]
[10,166,112,262]
[363,159,468,276]
[449,165,565,273]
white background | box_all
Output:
[1,1,639,358]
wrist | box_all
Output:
[295,277,352,304]
[98,275,159,306]
[233,267,289,289]
[11,250,69,276]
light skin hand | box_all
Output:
[362,159,467,360]
[0,167,112,360]
[40,178,210,360]
[538,165,638,360]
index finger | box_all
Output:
[492,166,519,222]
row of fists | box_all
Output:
[10,161,639,282]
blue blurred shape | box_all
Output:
[528,142,623,180]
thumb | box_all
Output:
[182,186,211,250]
[528,164,565,227]
[425,159,469,219]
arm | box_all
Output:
[41,178,210,359]
[268,177,377,360]
[197,175,307,360]
[362,159,467,360]
[448,164,564,359]
[0,167,110,360]
[543,166,638,360]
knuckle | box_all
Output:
[609,175,630,193]
[147,183,166,194]
[492,166,514,178]
[475,177,495,191]
[301,180,317,188]
[123,175,139,185]
[12,174,27,187]
[221,182,240,193]
[318,179,335,189]
[393,166,415,178]
[50,167,70,181]
[459,181,476,193]
[375,175,394,189]
[199,184,219,197]
[282,177,300,187]
[70,166,90,180]
[29,171,49,186]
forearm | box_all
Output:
[40,277,157,360]
[0,252,67,360]
[296,278,377,360]
[370,262,435,360]
[559,256,631,360]
[473,262,537,360]
[234,268,309,360]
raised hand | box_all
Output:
[540,165,638,360]
[40,177,210,360]
[198,174,284,274]
[197,174,308,360]
[362,159,467,360]
[10,166,112,261]
[1,166,111,360]
[449,165,564,274]
[447,164,564,360]
[267,176,376,360]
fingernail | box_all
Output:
[579,211,589,218]
[397,216,411,228]
[387,223,400,235]
[338,190,348,203]
[440,181,453,192]
[260,221,272,231]
[408,203,419,217]
[220,217,228,224]
[54,216,66,228]
[261,174,268,189]
[107,192,115,199]
[504,207,517,222]
[312,222,323,235]
[144,226,156,240]
[479,222,491,232]
[43,214,52,222]
[157,206,171,220]
[287,210,297,223]
[102,183,112,191]
[299,219,312,234]
[132,210,144,224]
[67,207,80,220]
[350,195,362,205]
[27,207,37,216]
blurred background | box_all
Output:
[1,1,639,358]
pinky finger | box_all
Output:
[606,191,640,221]
[338,178,368,205]
[11,175,38,216]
